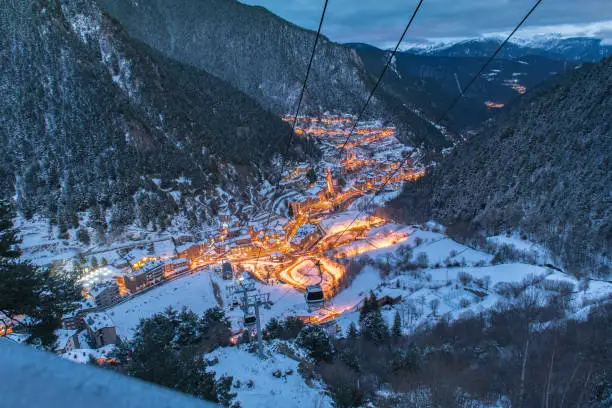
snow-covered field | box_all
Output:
[105,222,611,343]
[206,345,332,408]
[108,272,221,338]
[15,214,611,408]
[108,268,310,339]
[10,111,610,407]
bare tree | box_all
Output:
[430,298,440,317]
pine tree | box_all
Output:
[360,292,389,344]
[392,311,402,337]
[76,228,90,245]
[359,296,371,322]
[0,200,21,259]
[369,291,379,310]
[346,321,359,341]
[216,376,237,407]
[359,291,379,322]
[306,168,317,184]
[360,311,389,344]
[91,256,99,269]
[0,201,80,346]
[112,307,232,404]
[176,308,201,346]
[296,325,333,362]
[283,316,305,339]
[264,317,283,339]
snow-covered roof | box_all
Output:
[125,248,150,263]
[233,234,251,242]
[319,211,363,233]
[153,240,175,259]
[54,329,78,350]
[306,185,323,195]
[291,224,316,245]
[291,195,311,204]
[84,312,115,332]
[78,266,123,289]
[165,257,189,265]
[89,281,118,298]
[126,260,163,277]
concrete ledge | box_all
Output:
[0,339,215,408]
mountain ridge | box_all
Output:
[97,0,451,149]
[390,56,612,276]
[399,36,612,62]
[0,0,309,237]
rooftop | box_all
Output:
[84,312,115,332]
[127,260,164,277]
[54,329,78,350]
[165,257,189,265]
[88,281,118,298]
[291,223,317,245]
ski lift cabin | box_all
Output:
[305,284,324,309]
[305,260,325,309]
[243,313,257,327]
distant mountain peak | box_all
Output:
[399,36,611,62]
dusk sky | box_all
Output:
[239,0,612,48]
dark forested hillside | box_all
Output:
[391,57,612,276]
[0,0,308,236]
[349,42,571,131]
[97,0,450,149]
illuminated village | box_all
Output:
[483,72,528,109]
[17,113,425,354]
[7,111,605,408]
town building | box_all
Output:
[222,262,233,280]
[61,300,96,331]
[270,252,285,262]
[62,312,84,331]
[84,312,117,348]
[290,223,320,247]
[54,329,80,354]
[123,260,164,293]
[174,235,195,245]
[163,258,190,279]
[178,243,206,263]
[88,282,121,308]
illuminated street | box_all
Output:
[180,114,425,307]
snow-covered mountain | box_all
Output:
[348,42,569,131]
[393,56,612,276]
[97,0,451,149]
[0,0,309,236]
[403,36,612,62]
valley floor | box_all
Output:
[9,113,611,407]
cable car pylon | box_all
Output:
[227,273,270,358]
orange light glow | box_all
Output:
[485,101,505,109]
[336,230,409,258]
[131,257,158,270]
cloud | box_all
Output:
[239,0,612,47]
[485,20,612,41]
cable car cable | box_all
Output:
[335,0,425,160]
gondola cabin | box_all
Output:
[243,314,257,327]
[305,284,324,309]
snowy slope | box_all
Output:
[206,345,332,408]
